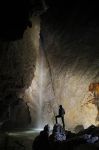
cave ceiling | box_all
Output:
[0,0,98,40]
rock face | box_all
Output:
[33,124,99,150]
[0,16,40,128]
[50,124,66,142]
[1,98,31,130]
[24,6,99,129]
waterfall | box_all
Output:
[24,18,56,128]
[36,32,57,128]
[36,41,46,127]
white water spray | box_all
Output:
[37,44,47,127]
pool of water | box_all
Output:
[0,128,44,150]
[5,128,43,140]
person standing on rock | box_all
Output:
[55,105,65,129]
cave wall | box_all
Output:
[23,7,99,129]
[38,11,99,129]
[0,1,99,130]
[0,17,40,128]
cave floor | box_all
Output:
[1,128,99,150]
[0,129,40,150]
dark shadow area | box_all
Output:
[0,0,47,40]
[33,124,99,150]
[0,0,99,40]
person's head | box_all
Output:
[59,105,62,108]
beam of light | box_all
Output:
[5,127,54,137]
[6,128,43,137]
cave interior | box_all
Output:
[0,0,99,138]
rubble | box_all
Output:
[33,124,99,150]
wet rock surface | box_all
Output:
[33,124,99,150]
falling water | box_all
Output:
[36,34,57,128]
[24,18,57,129]
[36,44,46,127]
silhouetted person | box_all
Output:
[55,105,65,129]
